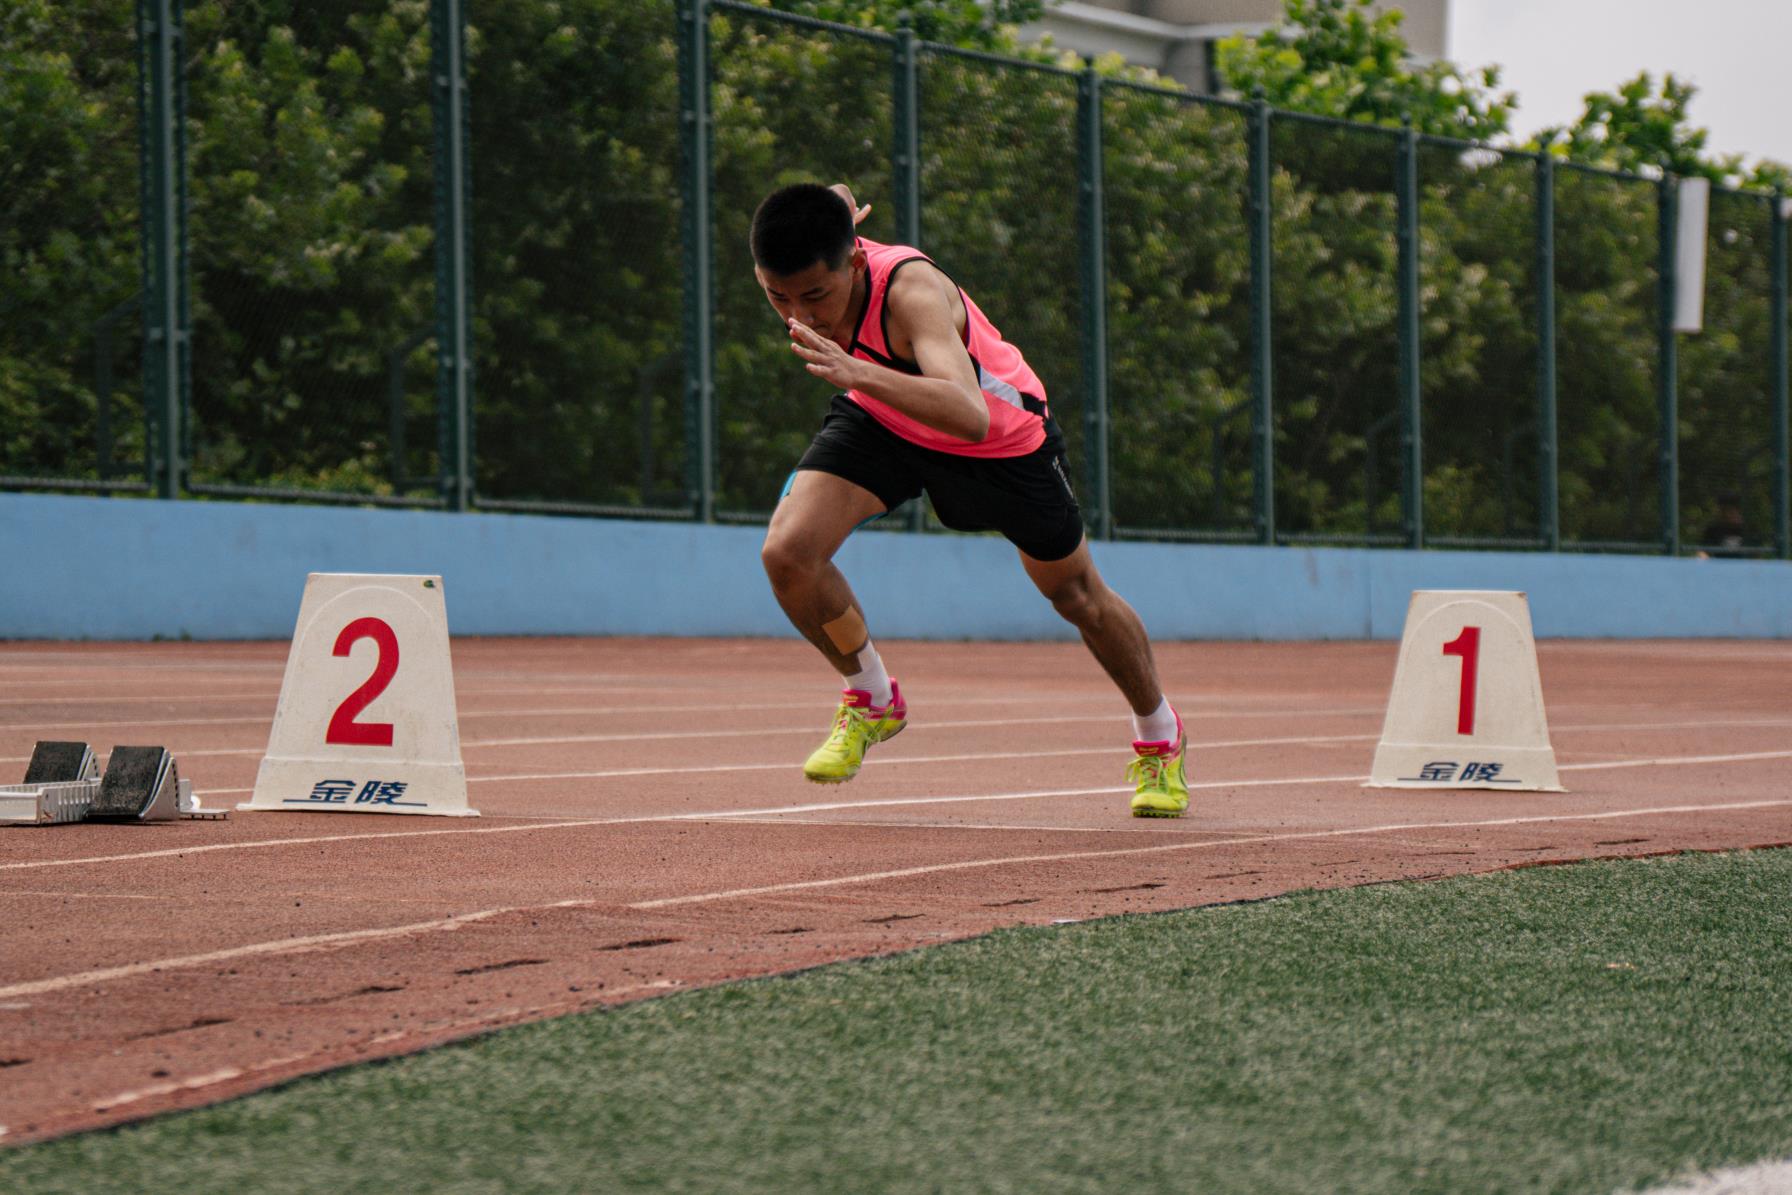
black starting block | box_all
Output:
[24,740,98,786]
[0,742,226,825]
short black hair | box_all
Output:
[751,183,855,276]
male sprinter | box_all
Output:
[752,182,1189,818]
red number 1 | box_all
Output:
[1441,626,1480,736]
[326,617,399,746]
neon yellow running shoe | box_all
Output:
[1128,710,1189,818]
[803,682,906,784]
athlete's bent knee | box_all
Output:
[1048,579,1102,629]
[760,533,818,594]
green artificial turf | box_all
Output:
[5,851,1790,1194]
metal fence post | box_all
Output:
[93,296,143,484]
[1772,189,1789,560]
[1656,175,1680,556]
[678,0,716,523]
[892,18,921,248]
[138,0,188,499]
[1248,93,1275,545]
[1076,64,1111,540]
[892,15,925,531]
[431,0,475,511]
[1395,117,1423,549]
[1535,153,1560,551]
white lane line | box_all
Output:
[310,723,1792,786]
[80,977,686,1114]
[0,900,594,1000]
[0,707,1384,765]
[420,706,1382,748]
[668,774,1381,821]
[0,716,1134,767]
[721,818,1170,834]
[4,748,1789,877]
[92,1067,247,1113]
[0,692,1137,735]
[0,889,163,901]
[5,797,1787,999]
[174,728,1792,797]
[707,750,1792,822]
[0,824,616,874]
[453,734,1373,785]
[6,712,1787,774]
[184,772,1350,807]
[0,691,279,708]
[2,718,1119,766]
[1559,749,1792,771]
[1555,717,1792,734]
[0,657,282,672]
[628,798,1792,909]
[1637,1158,1792,1195]
[0,661,636,679]
[0,714,271,733]
[0,682,722,709]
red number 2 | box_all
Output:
[1441,626,1480,736]
[326,617,399,746]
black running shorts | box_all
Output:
[794,393,1086,562]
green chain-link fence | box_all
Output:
[1418,139,1545,549]
[1680,187,1778,556]
[1,0,148,494]
[471,0,686,517]
[1270,114,1406,544]
[1102,84,1255,542]
[5,0,1789,560]
[709,5,896,523]
[917,46,1088,501]
[1552,164,1664,551]
[179,0,439,507]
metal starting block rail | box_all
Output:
[0,742,227,826]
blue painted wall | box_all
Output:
[3,492,1789,640]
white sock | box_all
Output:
[1132,697,1177,744]
[844,641,893,707]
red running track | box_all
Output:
[1,637,1788,1143]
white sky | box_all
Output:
[1447,0,1792,171]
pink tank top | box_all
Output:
[845,239,1048,458]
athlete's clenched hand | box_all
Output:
[788,318,863,388]
[828,183,871,226]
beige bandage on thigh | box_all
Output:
[821,606,869,656]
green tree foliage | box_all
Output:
[1543,73,1718,180]
[467,0,685,508]
[0,0,143,481]
[181,0,436,493]
[1216,0,1514,140]
[771,0,1044,53]
[1540,71,1792,193]
[1099,89,1255,534]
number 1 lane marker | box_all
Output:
[1442,625,1480,735]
